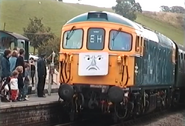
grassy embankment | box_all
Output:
[0,0,184,52]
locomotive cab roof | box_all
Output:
[65,11,142,30]
[0,30,29,41]
[64,11,160,41]
[64,11,176,48]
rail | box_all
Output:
[54,107,184,126]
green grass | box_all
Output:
[136,13,184,44]
[0,0,184,45]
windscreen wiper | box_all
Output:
[112,27,122,41]
[66,26,76,40]
[112,28,122,47]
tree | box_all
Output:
[112,0,142,21]
[38,36,60,64]
[160,5,185,13]
[170,6,185,13]
[23,17,54,54]
[160,6,171,12]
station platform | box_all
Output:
[0,93,62,126]
[0,93,59,109]
[30,83,59,94]
[0,68,63,126]
[29,69,60,94]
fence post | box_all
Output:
[48,51,56,96]
[35,61,38,94]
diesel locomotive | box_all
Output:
[58,11,185,122]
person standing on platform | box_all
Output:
[29,57,36,86]
[0,49,12,102]
[16,66,24,101]
[1,49,11,79]
[23,63,30,100]
[9,70,19,102]
[15,49,25,78]
[37,53,47,97]
[9,50,18,72]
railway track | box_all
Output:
[54,122,75,126]
[112,107,184,126]
[55,107,184,126]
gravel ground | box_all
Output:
[133,110,185,126]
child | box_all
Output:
[9,70,19,102]
[15,66,24,101]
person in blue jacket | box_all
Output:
[9,50,18,72]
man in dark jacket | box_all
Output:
[37,53,47,97]
[1,49,11,79]
[15,49,25,77]
[0,49,12,102]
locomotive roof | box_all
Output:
[65,11,142,30]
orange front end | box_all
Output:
[59,22,140,88]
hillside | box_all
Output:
[0,0,184,44]
[142,11,184,29]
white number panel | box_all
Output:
[78,52,109,76]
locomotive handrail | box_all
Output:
[59,53,72,84]
[121,56,129,87]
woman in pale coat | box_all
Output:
[9,50,18,72]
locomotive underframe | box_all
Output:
[58,84,183,122]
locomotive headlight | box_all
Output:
[117,56,122,64]
[69,55,73,62]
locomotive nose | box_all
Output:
[58,84,74,101]
[108,86,124,103]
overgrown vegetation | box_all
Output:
[142,11,184,29]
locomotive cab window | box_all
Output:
[181,53,183,59]
[87,28,105,50]
[109,30,132,51]
[63,29,83,49]
[10,39,25,50]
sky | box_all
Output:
[63,0,185,12]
